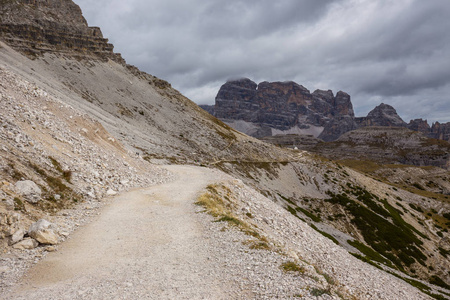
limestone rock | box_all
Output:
[0,0,124,63]
[9,228,25,245]
[12,238,39,250]
[28,219,59,245]
[15,180,41,203]
[106,189,117,196]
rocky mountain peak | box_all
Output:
[357,103,406,127]
[211,78,354,138]
[0,0,124,62]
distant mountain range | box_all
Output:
[200,78,450,142]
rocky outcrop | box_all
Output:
[356,103,407,127]
[407,120,450,142]
[430,122,450,142]
[408,118,431,134]
[213,78,354,138]
[0,0,124,62]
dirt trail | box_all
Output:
[7,165,237,299]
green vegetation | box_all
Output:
[310,288,331,297]
[296,207,321,222]
[196,184,271,251]
[430,276,450,290]
[13,197,24,211]
[310,224,339,245]
[326,189,427,271]
[348,240,393,267]
[281,261,305,273]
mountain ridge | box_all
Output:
[201,78,450,142]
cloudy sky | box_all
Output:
[75,0,450,123]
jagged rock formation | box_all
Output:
[409,119,450,142]
[0,0,124,62]
[207,81,450,143]
[356,103,407,127]
[209,78,355,138]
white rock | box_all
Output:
[13,238,39,250]
[9,228,25,245]
[15,180,41,203]
[106,189,117,196]
[28,219,59,245]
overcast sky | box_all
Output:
[75,0,450,123]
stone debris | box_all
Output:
[12,238,39,250]
[28,219,59,245]
[0,65,174,293]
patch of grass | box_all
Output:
[348,240,393,267]
[13,197,24,211]
[326,191,427,270]
[196,184,271,251]
[409,203,424,213]
[310,288,330,297]
[246,240,271,250]
[429,276,450,290]
[215,215,243,226]
[296,207,321,222]
[310,224,339,245]
[281,261,305,273]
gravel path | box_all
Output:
[6,165,242,299]
[4,164,432,300]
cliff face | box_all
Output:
[213,78,354,138]
[0,0,124,62]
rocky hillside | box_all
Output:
[203,79,450,142]
[312,127,450,170]
[1,1,450,299]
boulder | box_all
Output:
[9,228,25,245]
[28,219,59,245]
[13,238,39,250]
[15,180,41,203]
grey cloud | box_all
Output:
[75,0,450,123]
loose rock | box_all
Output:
[28,219,59,245]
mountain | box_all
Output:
[1,1,449,299]
[202,78,355,139]
[204,79,450,143]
